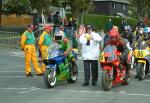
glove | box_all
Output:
[85,34,91,40]
[64,51,68,56]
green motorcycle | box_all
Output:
[43,43,78,88]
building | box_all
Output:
[93,0,129,16]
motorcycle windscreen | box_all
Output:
[47,42,61,53]
[102,45,117,62]
[43,42,64,59]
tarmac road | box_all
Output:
[0,47,150,103]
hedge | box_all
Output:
[66,13,138,32]
[82,14,138,32]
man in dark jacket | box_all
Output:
[137,18,145,28]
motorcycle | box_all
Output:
[43,42,78,88]
[100,44,132,91]
[133,40,150,80]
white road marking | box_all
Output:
[18,87,41,94]
[119,92,150,97]
[9,54,24,57]
[143,80,150,82]
[0,87,40,94]
[49,89,150,97]
[8,51,24,57]
[0,87,150,97]
[0,88,28,90]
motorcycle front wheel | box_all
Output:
[137,63,145,80]
[101,70,113,91]
[44,68,56,88]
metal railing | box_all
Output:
[0,26,77,48]
[64,27,76,39]
[0,31,21,48]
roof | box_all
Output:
[93,0,129,4]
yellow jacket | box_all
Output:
[38,31,52,49]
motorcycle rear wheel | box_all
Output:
[67,64,78,83]
[122,70,131,85]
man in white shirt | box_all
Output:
[79,25,102,86]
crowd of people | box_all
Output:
[20,17,150,86]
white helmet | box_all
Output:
[54,30,65,41]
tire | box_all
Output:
[44,68,56,88]
[122,71,131,85]
[136,63,145,80]
[101,70,113,91]
[67,64,78,83]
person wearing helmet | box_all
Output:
[20,25,43,76]
[143,27,150,48]
[79,24,102,86]
[122,25,133,45]
[134,27,150,78]
[137,18,145,28]
[54,28,70,56]
[136,27,144,42]
[38,25,53,72]
[143,27,150,41]
[106,27,131,77]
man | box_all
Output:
[20,25,43,76]
[38,25,53,73]
[122,26,133,45]
[106,27,131,77]
[104,18,113,46]
[79,24,102,86]
[105,18,113,32]
[135,27,144,42]
[120,19,128,32]
[137,18,145,28]
[48,12,54,23]
[143,27,150,44]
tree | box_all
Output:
[68,0,91,16]
[29,0,52,13]
[4,0,53,14]
[52,0,91,16]
[4,0,32,14]
[128,0,150,19]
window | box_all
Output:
[112,2,116,9]
[123,4,126,11]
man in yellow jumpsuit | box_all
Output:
[20,25,43,76]
[38,25,53,72]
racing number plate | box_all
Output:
[135,50,145,58]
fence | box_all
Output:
[0,31,21,48]
[64,27,76,39]
[0,26,76,48]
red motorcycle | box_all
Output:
[100,44,132,91]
